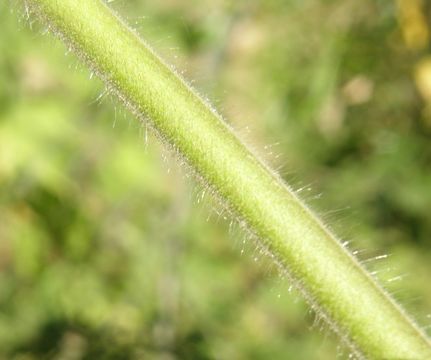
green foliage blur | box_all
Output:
[1,0,431,358]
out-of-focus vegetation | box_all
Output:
[0,0,430,358]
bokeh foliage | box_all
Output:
[0,0,430,359]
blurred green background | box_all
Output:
[1,0,431,359]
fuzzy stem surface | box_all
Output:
[22,0,431,358]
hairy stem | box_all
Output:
[21,0,431,358]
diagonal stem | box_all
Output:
[21,0,431,358]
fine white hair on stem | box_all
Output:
[19,0,431,358]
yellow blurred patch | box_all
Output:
[414,57,431,102]
[397,0,429,50]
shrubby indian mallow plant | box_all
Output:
[17,0,431,358]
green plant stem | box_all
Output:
[22,0,431,358]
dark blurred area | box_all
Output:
[0,0,430,359]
